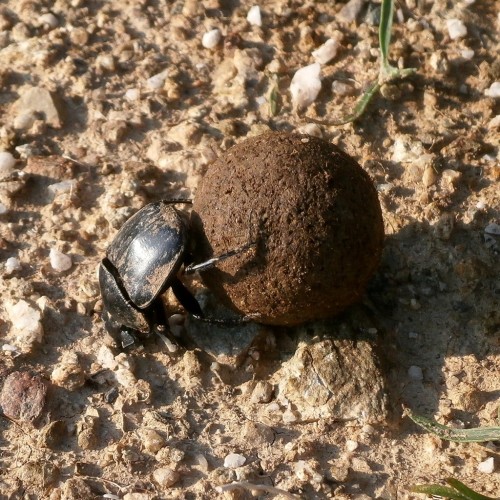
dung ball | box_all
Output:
[191,132,383,326]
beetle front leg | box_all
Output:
[184,241,256,274]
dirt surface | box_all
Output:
[0,0,499,499]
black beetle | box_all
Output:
[99,200,253,346]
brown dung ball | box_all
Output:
[191,132,384,326]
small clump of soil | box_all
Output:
[192,132,384,325]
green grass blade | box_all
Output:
[408,411,500,443]
[306,80,381,126]
[446,478,497,500]
[411,484,471,499]
[379,0,394,70]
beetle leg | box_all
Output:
[171,277,204,317]
[184,241,256,274]
[162,198,193,205]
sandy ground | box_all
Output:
[0,0,499,498]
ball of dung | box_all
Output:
[191,132,384,326]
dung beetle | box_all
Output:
[99,200,253,346]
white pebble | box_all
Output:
[202,29,222,49]
[147,70,168,90]
[38,12,59,29]
[312,38,340,65]
[5,257,21,273]
[346,440,359,452]
[408,365,424,380]
[297,123,322,138]
[290,63,322,110]
[125,88,140,101]
[0,203,8,215]
[13,112,37,130]
[48,180,77,198]
[484,82,500,98]
[247,6,262,27]
[0,151,16,177]
[6,299,44,349]
[446,19,467,40]
[49,248,72,272]
[224,453,246,468]
[460,49,474,60]
[476,200,486,210]
[477,457,494,474]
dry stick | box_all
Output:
[216,481,302,499]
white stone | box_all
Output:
[125,88,140,101]
[13,112,37,130]
[224,453,246,468]
[202,29,222,49]
[39,13,59,29]
[0,152,16,177]
[460,49,474,60]
[392,138,425,163]
[5,300,44,349]
[247,6,262,27]
[484,82,500,98]
[477,457,494,474]
[346,439,359,452]
[312,38,340,65]
[49,248,72,272]
[408,365,424,380]
[5,257,21,273]
[446,19,467,40]
[0,203,7,215]
[48,180,77,198]
[97,345,117,370]
[290,63,322,110]
[146,70,168,90]
[297,123,322,138]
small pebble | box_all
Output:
[290,63,321,111]
[0,203,7,214]
[247,6,262,27]
[312,38,340,65]
[484,223,500,236]
[49,248,72,272]
[460,49,474,60]
[5,257,21,273]
[332,80,355,96]
[38,13,58,29]
[408,365,424,381]
[0,151,16,176]
[484,82,500,98]
[125,88,140,101]
[446,19,467,40]
[202,29,222,49]
[6,299,44,349]
[224,453,246,468]
[153,467,179,488]
[0,371,47,422]
[140,428,166,453]
[477,457,494,474]
[297,123,322,138]
[338,0,365,23]
[147,70,168,90]
[346,440,359,452]
[51,353,85,390]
